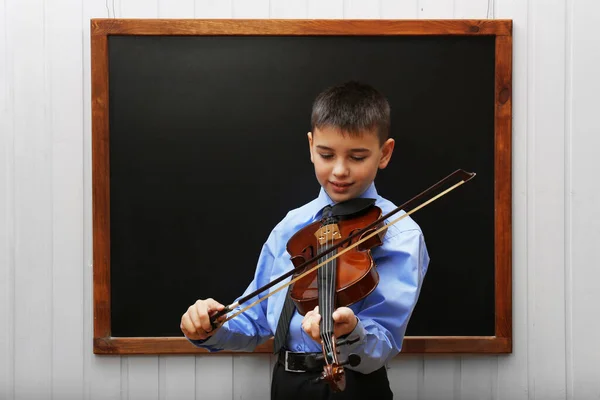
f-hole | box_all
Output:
[302,245,314,258]
[341,229,362,248]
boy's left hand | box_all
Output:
[302,306,358,342]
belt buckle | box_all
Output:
[284,351,306,373]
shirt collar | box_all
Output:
[310,183,379,221]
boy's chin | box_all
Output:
[324,188,356,203]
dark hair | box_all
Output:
[311,81,390,144]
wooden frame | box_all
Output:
[91,19,512,355]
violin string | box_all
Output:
[318,240,325,355]
[320,235,332,363]
[323,235,328,357]
[220,179,467,325]
[325,231,333,361]
[321,240,329,361]
[322,239,328,359]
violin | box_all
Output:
[209,169,476,392]
[286,198,385,391]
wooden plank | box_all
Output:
[270,0,307,18]
[10,0,52,398]
[344,0,380,18]
[387,356,422,399]
[194,0,232,18]
[90,19,513,36]
[233,354,271,400]
[158,0,194,18]
[381,0,419,18]
[528,0,567,398]
[128,357,159,400]
[91,30,111,344]
[233,0,269,18]
[47,0,85,399]
[195,355,233,399]
[494,0,528,399]
[120,0,158,17]
[163,356,195,400]
[422,357,461,400]
[495,34,513,345]
[569,0,600,398]
[93,336,510,354]
[418,0,454,18]
[454,0,490,18]
[308,0,343,18]
[0,0,15,398]
[460,357,496,400]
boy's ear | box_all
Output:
[307,132,314,163]
[378,138,395,169]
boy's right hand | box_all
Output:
[180,298,226,341]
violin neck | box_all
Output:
[318,244,337,362]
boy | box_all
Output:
[181,81,430,399]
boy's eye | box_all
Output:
[319,154,334,159]
[351,156,366,161]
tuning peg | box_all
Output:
[340,353,361,367]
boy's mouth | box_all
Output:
[329,181,353,193]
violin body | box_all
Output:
[286,205,386,316]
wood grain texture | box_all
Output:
[91,31,111,341]
[90,18,512,36]
[93,336,511,354]
[495,34,513,347]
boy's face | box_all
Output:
[308,127,395,203]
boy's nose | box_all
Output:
[332,161,349,177]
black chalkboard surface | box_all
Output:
[92,19,512,354]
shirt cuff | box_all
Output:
[186,326,228,352]
[338,317,366,355]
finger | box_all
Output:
[181,313,200,339]
[205,298,225,314]
[332,307,352,323]
[311,313,321,340]
[195,302,214,333]
[205,298,226,330]
[188,304,206,333]
[215,314,227,325]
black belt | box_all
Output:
[277,350,325,373]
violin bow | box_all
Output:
[210,169,476,326]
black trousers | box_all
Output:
[270,361,393,400]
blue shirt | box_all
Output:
[188,183,430,374]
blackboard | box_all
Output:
[91,19,512,354]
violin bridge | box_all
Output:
[314,224,342,245]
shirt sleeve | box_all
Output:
[338,227,429,374]
[186,236,276,352]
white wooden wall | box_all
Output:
[1,0,599,399]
